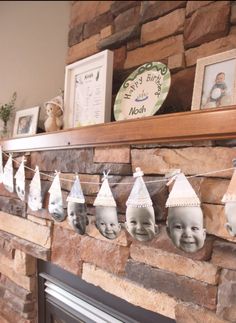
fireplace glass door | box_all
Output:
[38,260,175,323]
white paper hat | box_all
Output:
[44,95,63,111]
[93,172,116,207]
[49,172,62,197]
[166,172,200,207]
[28,166,42,211]
[126,167,153,208]
[14,156,25,181]
[67,175,85,204]
[3,154,14,193]
[222,169,236,203]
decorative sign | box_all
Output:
[114,62,171,121]
[64,50,114,128]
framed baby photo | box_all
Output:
[191,49,236,110]
[13,106,40,138]
[63,49,114,129]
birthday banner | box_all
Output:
[0,146,236,253]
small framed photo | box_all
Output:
[191,49,236,110]
[13,106,40,138]
[63,49,114,129]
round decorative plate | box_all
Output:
[114,62,171,121]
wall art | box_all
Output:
[191,49,236,110]
[13,106,40,138]
[64,50,113,129]
[114,62,171,121]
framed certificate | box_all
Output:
[64,50,114,129]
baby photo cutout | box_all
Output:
[125,167,157,242]
[93,171,121,240]
[67,175,88,235]
[48,171,66,222]
[222,167,236,237]
[28,166,42,211]
[166,172,206,253]
[14,157,26,201]
[3,154,14,193]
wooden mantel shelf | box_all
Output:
[1,106,236,152]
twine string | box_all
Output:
[1,150,235,186]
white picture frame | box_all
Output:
[63,49,114,129]
[191,49,236,110]
[13,106,40,138]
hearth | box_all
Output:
[38,260,175,323]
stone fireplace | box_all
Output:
[1,141,236,322]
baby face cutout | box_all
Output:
[16,184,25,201]
[67,202,88,235]
[28,191,42,211]
[224,202,236,237]
[167,206,206,253]
[95,206,121,240]
[126,206,156,242]
[49,195,66,222]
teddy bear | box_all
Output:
[44,95,63,132]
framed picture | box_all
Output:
[191,49,236,110]
[63,49,114,129]
[13,106,40,138]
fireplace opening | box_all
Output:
[38,260,175,323]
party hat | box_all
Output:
[49,172,62,197]
[93,171,116,207]
[166,172,200,207]
[44,95,63,111]
[28,166,42,211]
[3,154,14,193]
[67,175,85,203]
[14,156,26,201]
[126,167,153,208]
[222,169,236,203]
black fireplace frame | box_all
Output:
[38,260,175,323]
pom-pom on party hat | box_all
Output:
[93,171,116,207]
[222,168,236,203]
[166,172,200,207]
[126,167,153,208]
